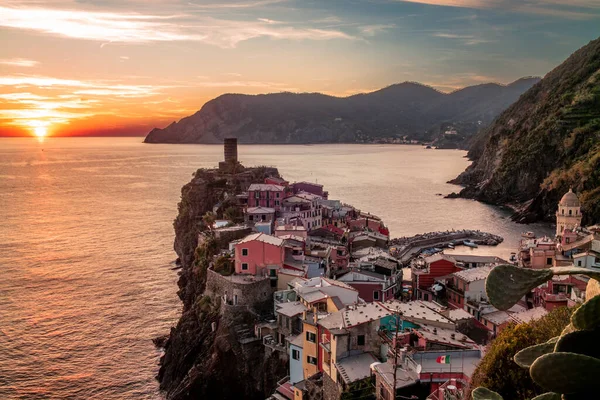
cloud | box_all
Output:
[188,0,287,9]
[0,58,40,67]
[395,0,600,19]
[431,32,492,45]
[0,4,355,48]
[359,24,395,37]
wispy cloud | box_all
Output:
[189,0,287,9]
[359,24,395,37]
[0,58,40,67]
[395,0,600,19]
[432,32,492,45]
[0,5,355,48]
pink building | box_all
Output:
[247,184,285,211]
[234,233,285,276]
[291,181,328,199]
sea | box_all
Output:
[0,137,553,399]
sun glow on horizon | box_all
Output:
[33,126,48,137]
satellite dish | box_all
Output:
[416,364,422,374]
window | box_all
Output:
[275,200,280,206]
[292,349,300,360]
[546,257,552,266]
[373,291,380,301]
[241,263,248,271]
[569,209,572,216]
[357,335,365,346]
[242,248,248,256]
[307,356,317,365]
[578,260,582,267]
[306,332,316,343]
[276,193,280,198]
[424,293,429,301]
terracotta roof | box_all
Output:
[248,183,285,192]
[238,232,283,246]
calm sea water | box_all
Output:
[0,137,552,399]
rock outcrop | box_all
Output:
[144,79,539,146]
[451,37,600,225]
[158,165,287,400]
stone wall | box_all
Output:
[322,373,340,400]
[205,268,273,312]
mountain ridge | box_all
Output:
[144,77,540,145]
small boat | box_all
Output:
[463,240,478,248]
[510,252,517,263]
[522,231,535,238]
[447,244,454,249]
[425,145,432,149]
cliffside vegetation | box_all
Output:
[469,307,574,399]
[144,78,538,146]
[453,37,600,225]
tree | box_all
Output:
[202,211,217,230]
[470,306,574,399]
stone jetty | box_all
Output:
[390,229,504,263]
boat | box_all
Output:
[522,231,535,238]
[425,145,432,149]
[510,252,517,263]
[463,240,478,248]
[447,244,454,249]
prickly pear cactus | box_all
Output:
[475,265,600,399]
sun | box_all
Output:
[34,126,47,137]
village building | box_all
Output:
[281,194,323,231]
[245,206,276,224]
[291,181,328,199]
[411,254,461,302]
[336,269,399,302]
[247,183,286,211]
[439,266,493,310]
[234,233,285,278]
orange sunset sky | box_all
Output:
[0,0,599,138]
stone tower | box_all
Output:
[223,138,238,164]
[556,188,582,238]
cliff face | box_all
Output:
[144,79,538,145]
[158,166,287,399]
[452,37,600,224]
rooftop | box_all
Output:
[288,334,303,348]
[444,308,474,322]
[381,300,453,326]
[248,183,285,192]
[416,325,477,349]
[453,266,493,283]
[335,352,379,384]
[373,360,419,390]
[509,307,548,324]
[276,301,308,317]
[238,232,284,246]
[276,225,307,232]
[246,206,276,214]
[560,188,580,207]
[319,302,391,330]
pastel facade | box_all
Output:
[247,184,285,211]
[234,233,284,276]
[292,181,327,199]
[281,194,322,231]
[412,254,461,301]
[337,270,398,302]
[444,266,492,310]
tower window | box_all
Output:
[569,209,572,216]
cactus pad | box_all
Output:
[485,265,553,310]
[471,387,504,400]
[550,266,600,281]
[530,352,600,393]
[555,329,600,359]
[585,278,600,302]
[514,342,556,368]
[571,294,600,331]
[531,393,561,400]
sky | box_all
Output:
[0,0,599,137]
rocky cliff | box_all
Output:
[144,79,538,145]
[158,165,287,399]
[451,37,600,224]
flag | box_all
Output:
[436,355,451,364]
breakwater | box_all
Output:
[390,229,504,263]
